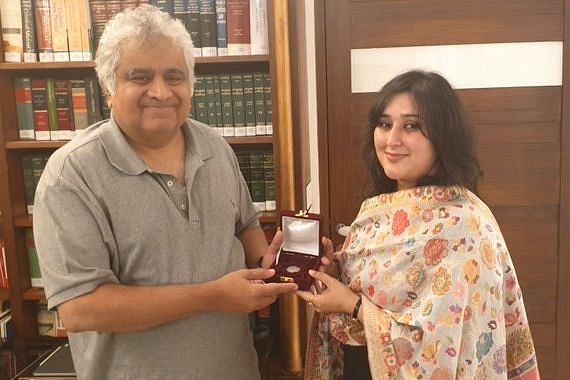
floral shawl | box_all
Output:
[305,186,540,379]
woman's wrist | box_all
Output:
[350,295,362,321]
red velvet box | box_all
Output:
[267,210,323,291]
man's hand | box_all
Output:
[212,266,297,313]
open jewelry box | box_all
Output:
[267,210,323,291]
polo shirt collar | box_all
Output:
[99,118,213,176]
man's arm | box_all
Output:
[58,265,296,333]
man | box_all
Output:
[33,5,297,379]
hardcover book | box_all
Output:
[31,78,51,140]
[21,0,39,62]
[226,0,250,55]
[249,0,268,55]
[34,0,55,62]
[199,0,217,56]
[14,77,35,140]
[215,0,228,55]
[0,0,24,62]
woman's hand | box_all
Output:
[296,270,359,315]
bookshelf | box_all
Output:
[0,1,298,376]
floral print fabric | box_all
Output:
[305,186,540,379]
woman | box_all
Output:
[297,70,540,379]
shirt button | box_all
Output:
[181,204,187,210]
[167,180,174,187]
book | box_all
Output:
[219,73,234,136]
[33,343,75,376]
[89,0,108,52]
[30,154,48,213]
[70,79,89,133]
[150,0,174,15]
[173,0,187,29]
[230,73,246,136]
[21,0,39,62]
[263,150,275,211]
[54,79,75,140]
[34,0,55,62]
[80,0,93,60]
[252,71,266,135]
[30,78,51,140]
[85,77,102,125]
[215,0,227,56]
[199,0,217,56]
[249,0,268,55]
[0,0,24,62]
[242,72,256,136]
[226,0,250,55]
[49,0,70,61]
[45,78,59,140]
[36,303,57,337]
[263,72,272,135]
[14,77,36,140]
[25,228,42,287]
[193,75,208,124]
[204,75,219,128]
[212,74,224,135]
[249,150,266,211]
[22,155,36,214]
[186,0,202,56]
[65,0,85,61]
[235,150,251,193]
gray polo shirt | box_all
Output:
[33,118,261,379]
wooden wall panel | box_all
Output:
[351,0,563,48]
[317,0,567,378]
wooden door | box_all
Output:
[314,1,570,379]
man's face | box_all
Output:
[108,38,192,144]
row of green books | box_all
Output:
[192,72,272,137]
[236,149,275,212]
[21,148,275,216]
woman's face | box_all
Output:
[374,93,437,190]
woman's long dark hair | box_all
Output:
[362,69,482,197]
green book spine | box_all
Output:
[249,150,266,211]
[204,75,218,127]
[242,72,256,136]
[263,150,276,211]
[219,73,234,136]
[22,155,35,214]
[263,72,272,135]
[30,154,48,211]
[14,77,35,140]
[45,78,58,140]
[235,150,251,193]
[199,0,217,56]
[193,75,209,124]
[187,0,202,56]
[25,228,42,287]
[213,74,224,135]
[253,72,266,135]
[230,73,246,136]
